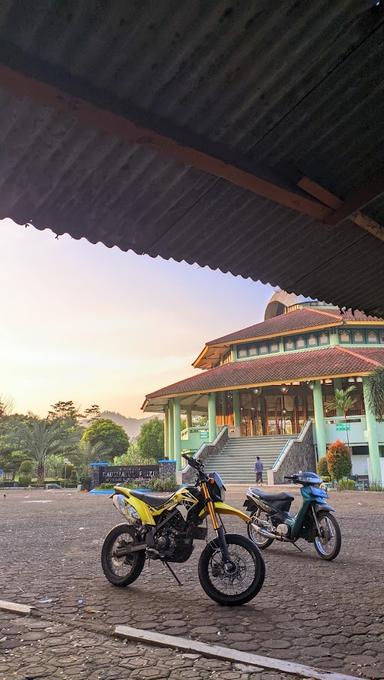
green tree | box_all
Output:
[18,459,34,486]
[83,404,101,421]
[325,386,357,447]
[367,367,384,422]
[317,456,329,478]
[136,418,164,462]
[81,419,129,461]
[12,419,77,486]
[48,400,83,424]
[326,440,352,482]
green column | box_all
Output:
[363,378,381,483]
[233,390,240,428]
[168,401,174,459]
[164,407,169,459]
[208,392,217,442]
[330,330,339,346]
[313,381,327,458]
[173,398,181,471]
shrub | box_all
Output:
[326,440,352,482]
[148,476,178,492]
[317,457,329,478]
[338,479,356,491]
[368,482,384,492]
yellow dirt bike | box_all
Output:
[101,454,265,605]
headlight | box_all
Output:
[112,494,140,524]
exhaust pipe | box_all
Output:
[250,523,288,542]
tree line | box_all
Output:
[0,399,164,487]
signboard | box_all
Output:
[336,423,351,431]
[102,465,159,484]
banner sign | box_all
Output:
[102,465,159,484]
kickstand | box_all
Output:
[162,560,183,586]
[292,541,304,553]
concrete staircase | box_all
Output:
[204,435,295,484]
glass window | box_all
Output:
[259,344,269,355]
[296,336,306,349]
[367,330,379,343]
[353,330,365,343]
[307,334,318,347]
[248,345,258,356]
[285,339,295,351]
[339,330,351,343]
[319,332,329,346]
[238,348,248,358]
[269,341,279,353]
[380,331,384,344]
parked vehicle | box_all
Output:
[244,471,341,560]
[102,454,265,605]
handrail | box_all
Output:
[272,421,312,472]
[181,426,228,475]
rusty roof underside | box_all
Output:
[0,2,384,313]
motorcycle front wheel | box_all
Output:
[101,523,146,586]
[313,511,341,561]
[198,533,265,606]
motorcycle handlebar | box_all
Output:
[182,453,202,470]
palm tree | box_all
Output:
[366,367,384,422]
[14,419,76,486]
[325,386,357,447]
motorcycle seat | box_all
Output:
[129,489,174,508]
[249,488,294,504]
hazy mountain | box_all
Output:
[99,411,162,439]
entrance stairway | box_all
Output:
[204,435,295,484]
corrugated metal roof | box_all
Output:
[0,1,383,313]
[145,345,384,403]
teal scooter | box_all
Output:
[244,471,341,560]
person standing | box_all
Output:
[255,456,263,485]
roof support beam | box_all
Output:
[323,176,384,226]
[0,42,332,222]
[298,177,384,242]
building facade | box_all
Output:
[143,292,384,483]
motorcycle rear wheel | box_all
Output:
[198,533,265,606]
[247,510,274,549]
[313,511,341,561]
[101,523,145,587]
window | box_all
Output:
[238,348,247,358]
[380,332,384,344]
[259,344,269,355]
[353,330,365,343]
[285,339,295,351]
[269,341,279,353]
[248,345,258,356]
[319,332,329,346]
[339,330,351,343]
[367,330,379,343]
[296,336,306,349]
[307,334,317,347]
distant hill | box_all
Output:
[98,411,162,440]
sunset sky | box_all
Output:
[1,218,273,418]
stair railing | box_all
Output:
[180,426,228,483]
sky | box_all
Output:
[0,218,274,418]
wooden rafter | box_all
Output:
[298,177,384,242]
[0,55,331,222]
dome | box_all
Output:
[264,290,299,320]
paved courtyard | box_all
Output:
[0,486,383,679]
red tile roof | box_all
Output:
[145,346,384,402]
[206,307,380,346]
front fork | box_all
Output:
[202,483,231,565]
